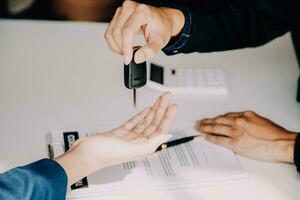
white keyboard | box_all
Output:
[147,66,228,95]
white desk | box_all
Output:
[0,20,300,200]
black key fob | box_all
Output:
[124,49,147,89]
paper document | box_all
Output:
[49,124,248,198]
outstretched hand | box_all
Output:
[83,92,178,167]
[196,111,297,163]
[56,92,177,185]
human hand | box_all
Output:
[196,111,297,163]
[105,0,185,64]
[78,92,177,166]
[56,92,177,185]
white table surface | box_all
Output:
[0,20,300,200]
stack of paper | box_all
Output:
[49,125,248,199]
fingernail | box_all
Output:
[164,91,171,96]
[123,55,131,65]
[196,122,203,129]
[194,123,199,130]
[134,52,145,63]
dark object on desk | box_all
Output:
[124,49,147,108]
[150,63,164,84]
[155,135,199,152]
[292,31,300,102]
[297,77,300,102]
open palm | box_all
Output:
[74,92,177,168]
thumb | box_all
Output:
[148,134,173,152]
[134,36,165,63]
[130,134,172,161]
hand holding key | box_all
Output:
[105,0,185,64]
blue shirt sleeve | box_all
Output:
[0,159,68,200]
[162,5,192,55]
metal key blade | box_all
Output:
[133,89,137,108]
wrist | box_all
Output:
[160,7,185,37]
[272,138,296,163]
[55,138,104,185]
[72,137,107,172]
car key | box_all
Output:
[124,48,147,108]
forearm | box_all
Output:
[167,0,294,54]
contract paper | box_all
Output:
[49,124,248,198]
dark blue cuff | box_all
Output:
[0,158,68,200]
[162,4,192,55]
[294,133,300,173]
[21,158,68,196]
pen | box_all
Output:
[155,135,201,152]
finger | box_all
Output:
[136,95,161,135]
[111,2,137,63]
[242,111,257,117]
[202,133,236,151]
[141,93,165,137]
[214,116,236,125]
[105,7,122,54]
[152,95,162,112]
[199,124,238,138]
[150,104,178,138]
[115,107,151,137]
[199,118,214,125]
[225,112,243,117]
[132,110,155,134]
[125,107,151,130]
[145,103,177,139]
[194,121,201,131]
[124,131,140,140]
[200,116,235,126]
[121,4,152,64]
[142,124,157,138]
[151,92,172,127]
[147,134,172,152]
[134,36,165,64]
